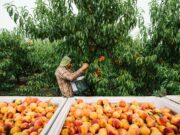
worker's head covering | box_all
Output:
[60,56,72,67]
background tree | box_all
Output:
[2,0,179,96]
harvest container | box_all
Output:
[0,96,67,135]
[48,96,180,135]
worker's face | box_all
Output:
[66,63,72,69]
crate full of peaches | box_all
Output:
[0,97,58,135]
[60,99,180,135]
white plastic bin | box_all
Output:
[48,96,180,135]
[0,96,67,135]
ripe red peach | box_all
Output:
[74,119,82,127]
[34,119,44,129]
[17,104,26,112]
[158,117,169,126]
[164,127,175,135]
[106,124,118,135]
[20,122,29,129]
[118,100,126,107]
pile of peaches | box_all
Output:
[61,99,180,135]
[0,97,57,135]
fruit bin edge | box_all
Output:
[48,96,180,135]
[0,96,68,135]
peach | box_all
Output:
[76,99,83,104]
[132,101,139,106]
[20,122,29,129]
[69,127,76,134]
[0,126,5,133]
[118,128,127,135]
[89,112,98,120]
[137,110,148,120]
[141,103,149,110]
[151,127,162,135]
[6,112,14,119]
[163,113,172,120]
[120,119,129,130]
[15,121,22,127]
[132,117,144,127]
[14,99,22,105]
[0,102,7,108]
[45,106,54,112]
[92,119,100,124]
[35,106,45,113]
[64,122,73,129]
[46,112,53,119]
[74,109,83,118]
[29,103,37,110]
[103,99,110,105]
[96,108,104,115]
[171,114,180,127]
[158,125,165,133]
[164,127,175,135]
[34,119,44,129]
[106,124,118,135]
[97,99,103,105]
[112,119,121,129]
[8,106,16,113]
[10,127,21,134]
[98,128,107,135]
[112,111,120,118]
[65,116,75,123]
[61,128,69,135]
[99,118,107,128]
[89,124,100,134]
[74,119,82,127]
[158,117,169,126]
[79,124,89,135]
[127,114,133,123]
[1,106,8,114]
[83,109,91,117]
[118,100,126,107]
[30,132,38,135]
[38,102,48,108]
[127,124,139,135]
[17,104,26,112]
[146,116,156,127]
[139,126,150,135]
[4,122,13,132]
[120,113,128,119]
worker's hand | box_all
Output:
[81,63,89,70]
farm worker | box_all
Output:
[55,56,89,97]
